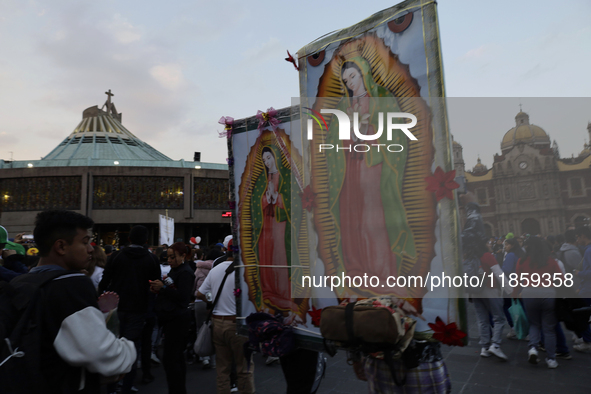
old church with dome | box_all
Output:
[454,111,591,237]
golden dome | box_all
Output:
[580,143,591,158]
[472,157,487,173]
[501,111,550,153]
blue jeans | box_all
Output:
[522,289,557,359]
[541,323,569,354]
[473,290,506,347]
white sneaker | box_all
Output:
[506,328,517,339]
[489,345,508,361]
[574,342,591,352]
[151,352,161,364]
[230,384,238,392]
[528,347,539,364]
[265,356,280,365]
[546,358,558,369]
[480,347,491,357]
[574,336,584,345]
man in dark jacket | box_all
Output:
[98,225,161,393]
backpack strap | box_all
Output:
[1,271,74,368]
[345,301,357,344]
[206,261,236,322]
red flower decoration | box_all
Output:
[285,50,299,71]
[308,306,322,327]
[299,185,317,212]
[424,167,460,201]
[428,317,466,347]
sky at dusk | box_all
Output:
[0,0,589,169]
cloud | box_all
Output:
[150,64,185,91]
[105,14,143,44]
[23,3,197,144]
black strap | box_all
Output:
[345,301,357,344]
[8,271,74,342]
[384,349,406,386]
[206,261,236,322]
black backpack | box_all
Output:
[0,271,69,393]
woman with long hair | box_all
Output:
[514,236,563,368]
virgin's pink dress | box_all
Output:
[339,95,399,285]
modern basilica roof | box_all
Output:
[0,91,227,171]
[43,92,172,162]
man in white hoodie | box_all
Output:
[4,210,136,393]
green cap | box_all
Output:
[5,242,26,255]
[0,226,8,244]
[505,232,514,239]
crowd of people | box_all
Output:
[1,205,591,394]
[461,193,591,371]
[0,212,252,394]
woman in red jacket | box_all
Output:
[514,236,562,368]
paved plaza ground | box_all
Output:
[135,302,591,394]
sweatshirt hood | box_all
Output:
[196,260,213,269]
[560,243,579,252]
[122,245,151,259]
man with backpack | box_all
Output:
[0,210,136,393]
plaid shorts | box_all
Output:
[364,357,451,394]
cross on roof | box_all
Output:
[102,89,119,118]
[105,89,114,111]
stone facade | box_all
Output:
[457,112,591,237]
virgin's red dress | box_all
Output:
[258,171,298,310]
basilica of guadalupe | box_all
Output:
[454,110,591,237]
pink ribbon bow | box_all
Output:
[218,116,234,138]
[256,107,280,131]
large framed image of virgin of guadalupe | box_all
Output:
[296,0,465,334]
[230,107,311,327]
